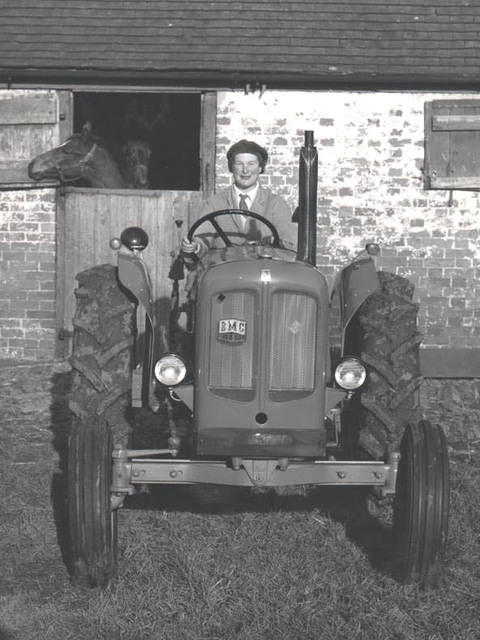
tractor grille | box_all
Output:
[208,287,317,397]
[208,290,255,390]
[269,292,316,391]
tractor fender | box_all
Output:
[333,253,380,353]
[117,246,159,409]
[117,247,154,323]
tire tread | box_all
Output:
[68,264,135,588]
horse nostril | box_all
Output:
[135,165,149,185]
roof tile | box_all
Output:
[0,0,479,86]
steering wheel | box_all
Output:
[187,209,281,248]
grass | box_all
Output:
[0,361,479,640]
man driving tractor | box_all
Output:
[181,139,296,255]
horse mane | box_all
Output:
[75,131,121,163]
[76,131,132,184]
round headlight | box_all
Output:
[154,354,187,386]
[334,357,367,390]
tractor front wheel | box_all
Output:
[69,418,117,587]
[393,419,449,587]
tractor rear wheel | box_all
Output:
[357,271,423,459]
[68,264,135,587]
[393,420,449,587]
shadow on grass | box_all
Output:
[126,482,398,580]
[49,368,73,577]
[0,625,17,640]
[316,486,398,578]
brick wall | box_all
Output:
[0,188,57,360]
[215,90,480,351]
[2,88,480,362]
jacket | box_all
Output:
[194,185,296,251]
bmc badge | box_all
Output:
[217,318,247,344]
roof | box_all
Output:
[1,0,480,89]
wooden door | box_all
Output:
[57,186,205,356]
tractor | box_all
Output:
[67,131,449,589]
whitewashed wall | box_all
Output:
[215,90,480,350]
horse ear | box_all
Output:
[82,121,92,137]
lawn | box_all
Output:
[0,361,479,640]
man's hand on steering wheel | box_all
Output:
[185,208,281,250]
[180,237,202,254]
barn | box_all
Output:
[1,0,480,444]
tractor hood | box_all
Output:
[194,255,330,458]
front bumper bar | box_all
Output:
[112,449,400,496]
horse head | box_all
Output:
[121,138,152,189]
[28,122,127,189]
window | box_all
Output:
[424,99,480,190]
[0,89,216,192]
[74,92,203,190]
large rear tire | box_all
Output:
[357,271,423,458]
[393,420,449,587]
[68,264,135,587]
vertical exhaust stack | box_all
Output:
[296,130,318,266]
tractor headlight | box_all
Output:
[334,357,366,390]
[154,354,187,386]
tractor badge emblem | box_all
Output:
[217,318,247,343]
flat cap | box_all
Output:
[227,139,268,171]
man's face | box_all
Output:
[231,153,261,190]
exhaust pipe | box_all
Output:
[295,130,318,266]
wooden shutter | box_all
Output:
[425,99,480,189]
[0,90,72,186]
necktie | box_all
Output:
[237,193,258,240]
[238,193,249,210]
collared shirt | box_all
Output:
[233,183,259,210]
